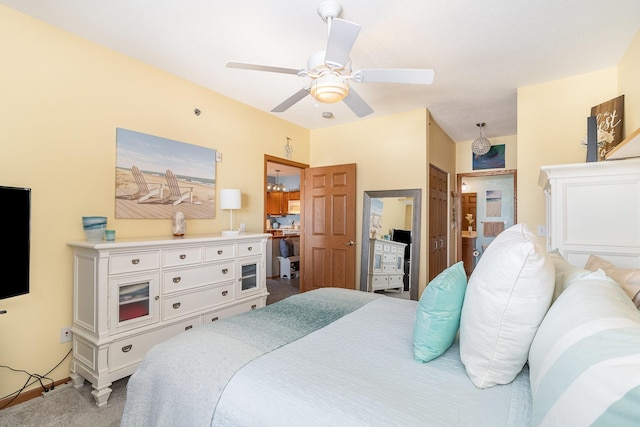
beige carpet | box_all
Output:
[0,281,297,426]
[0,377,128,427]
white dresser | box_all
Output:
[367,238,407,292]
[67,233,269,406]
[539,159,640,268]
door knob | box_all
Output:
[344,241,356,246]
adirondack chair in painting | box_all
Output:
[165,169,194,206]
[131,166,164,203]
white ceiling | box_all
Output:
[3,1,640,142]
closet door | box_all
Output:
[429,164,448,281]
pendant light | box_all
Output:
[471,122,491,156]
[267,170,286,192]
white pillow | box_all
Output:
[548,249,591,302]
[529,272,640,426]
[585,254,640,307]
[459,223,554,388]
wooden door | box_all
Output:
[429,164,448,281]
[301,164,357,292]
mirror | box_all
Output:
[359,189,422,301]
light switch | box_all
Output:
[537,225,546,237]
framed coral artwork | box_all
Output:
[115,128,216,219]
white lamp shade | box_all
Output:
[220,189,241,210]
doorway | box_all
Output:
[264,155,308,286]
[456,169,517,273]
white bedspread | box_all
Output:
[212,296,531,426]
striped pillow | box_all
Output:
[528,271,640,426]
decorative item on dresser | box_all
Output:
[67,233,269,406]
[367,238,406,292]
[219,189,242,236]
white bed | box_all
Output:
[121,288,530,426]
[121,222,640,426]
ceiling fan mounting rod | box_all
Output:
[317,1,343,22]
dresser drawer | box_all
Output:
[109,251,160,275]
[163,247,202,268]
[382,263,397,273]
[163,261,234,293]
[238,241,262,257]
[204,244,236,262]
[369,275,388,289]
[203,296,264,323]
[109,317,200,373]
[383,253,396,263]
[388,274,404,286]
[163,283,235,320]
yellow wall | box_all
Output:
[380,199,409,237]
[456,135,518,172]
[517,29,640,234]
[618,29,640,134]
[516,68,618,230]
[310,109,429,293]
[0,6,309,397]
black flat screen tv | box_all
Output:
[0,186,31,299]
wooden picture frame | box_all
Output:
[591,95,624,160]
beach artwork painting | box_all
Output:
[486,190,502,217]
[115,128,216,219]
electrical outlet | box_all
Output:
[60,326,72,343]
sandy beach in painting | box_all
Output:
[115,168,216,219]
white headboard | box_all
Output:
[539,159,640,268]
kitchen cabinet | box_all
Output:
[267,191,300,216]
[288,191,300,201]
[267,192,285,216]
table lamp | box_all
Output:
[220,189,241,236]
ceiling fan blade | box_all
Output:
[343,88,373,118]
[271,88,310,112]
[325,18,361,68]
[358,68,435,85]
[226,61,301,75]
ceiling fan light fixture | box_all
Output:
[471,122,491,155]
[310,75,349,104]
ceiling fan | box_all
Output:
[226,1,435,118]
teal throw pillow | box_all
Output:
[414,261,467,363]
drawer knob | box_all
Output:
[172,302,181,309]
[222,290,228,296]
[211,316,219,322]
[173,277,181,283]
[217,250,223,255]
[251,304,257,310]
[131,259,140,265]
[179,254,186,260]
[247,246,253,251]
[222,268,228,274]
[184,325,193,331]
[122,344,132,353]
[155,296,159,301]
